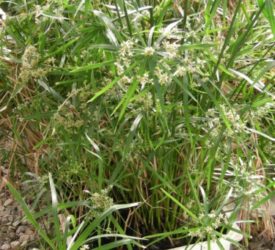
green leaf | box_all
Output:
[70,203,140,250]
[88,63,137,103]
[6,181,55,249]
[258,0,275,36]
[161,189,198,221]
[69,60,114,73]
[116,78,139,122]
[92,239,133,250]
[49,173,64,249]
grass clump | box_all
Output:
[0,0,274,249]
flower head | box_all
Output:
[138,73,153,89]
[144,47,155,56]
[174,66,186,77]
[80,245,90,250]
[0,8,7,21]
[118,75,132,86]
[119,40,134,58]
[155,67,172,86]
[162,41,180,59]
[114,62,124,75]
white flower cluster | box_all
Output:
[19,45,51,83]
[0,8,6,23]
[118,75,132,87]
[119,40,134,58]
[115,39,135,76]
[80,245,90,250]
[133,92,153,112]
[199,211,228,229]
[89,187,114,218]
[166,54,208,87]
[223,158,264,206]
[144,46,155,56]
[159,27,183,41]
[138,73,153,90]
[35,4,65,24]
[204,108,221,139]
[132,10,150,29]
[204,105,246,144]
[154,66,172,86]
[113,21,211,94]
[189,211,228,239]
[252,100,275,119]
[110,22,213,116]
[174,65,186,77]
[220,105,246,134]
[162,40,180,59]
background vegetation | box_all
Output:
[0,0,274,249]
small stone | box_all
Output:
[4,198,13,207]
[16,225,26,234]
[8,215,13,222]
[21,219,28,225]
[10,241,20,248]
[12,220,20,227]
[9,231,17,241]
[0,225,8,230]
[25,228,33,235]
[1,244,10,250]
[20,240,28,247]
[19,234,29,242]
[29,234,36,241]
[2,168,9,175]
[1,217,8,224]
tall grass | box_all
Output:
[0,0,274,248]
[5,174,143,249]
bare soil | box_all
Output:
[0,167,38,250]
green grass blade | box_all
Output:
[49,173,64,249]
[70,203,140,250]
[92,239,133,250]
[161,188,198,221]
[69,60,114,73]
[258,0,275,36]
[6,181,55,249]
[88,63,137,103]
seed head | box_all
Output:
[144,47,155,56]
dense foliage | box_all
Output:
[0,0,274,249]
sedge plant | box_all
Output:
[0,0,274,249]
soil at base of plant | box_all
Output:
[0,167,38,250]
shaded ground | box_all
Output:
[232,238,275,250]
[246,238,275,250]
[0,167,38,250]
[1,186,274,250]
[0,162,274,249]
[1,155,274,250]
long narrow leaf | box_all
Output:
[6,181,55,249]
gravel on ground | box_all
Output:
[0,167,38,250]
